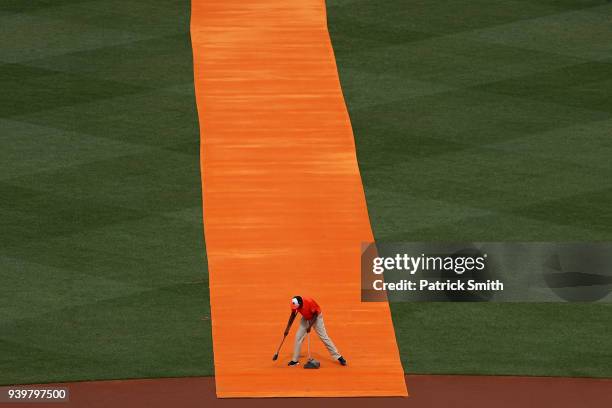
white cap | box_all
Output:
[291,297,300,309]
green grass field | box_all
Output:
[1,0,611,385]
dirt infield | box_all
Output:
[6,375,612,408]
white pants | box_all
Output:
[292,314,341,361]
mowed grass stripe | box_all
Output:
[0,0,210,386]
[328,0,612,378]
[11,88,199,148]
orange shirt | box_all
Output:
[297,296,321,320]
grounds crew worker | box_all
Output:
[287,295,347,367]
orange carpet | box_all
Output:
[191,0,408,398]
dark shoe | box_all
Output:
[338,356,347,366]
[288,360,300,367]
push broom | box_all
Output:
[303,332,320,369]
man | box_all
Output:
[287,295,347,367]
